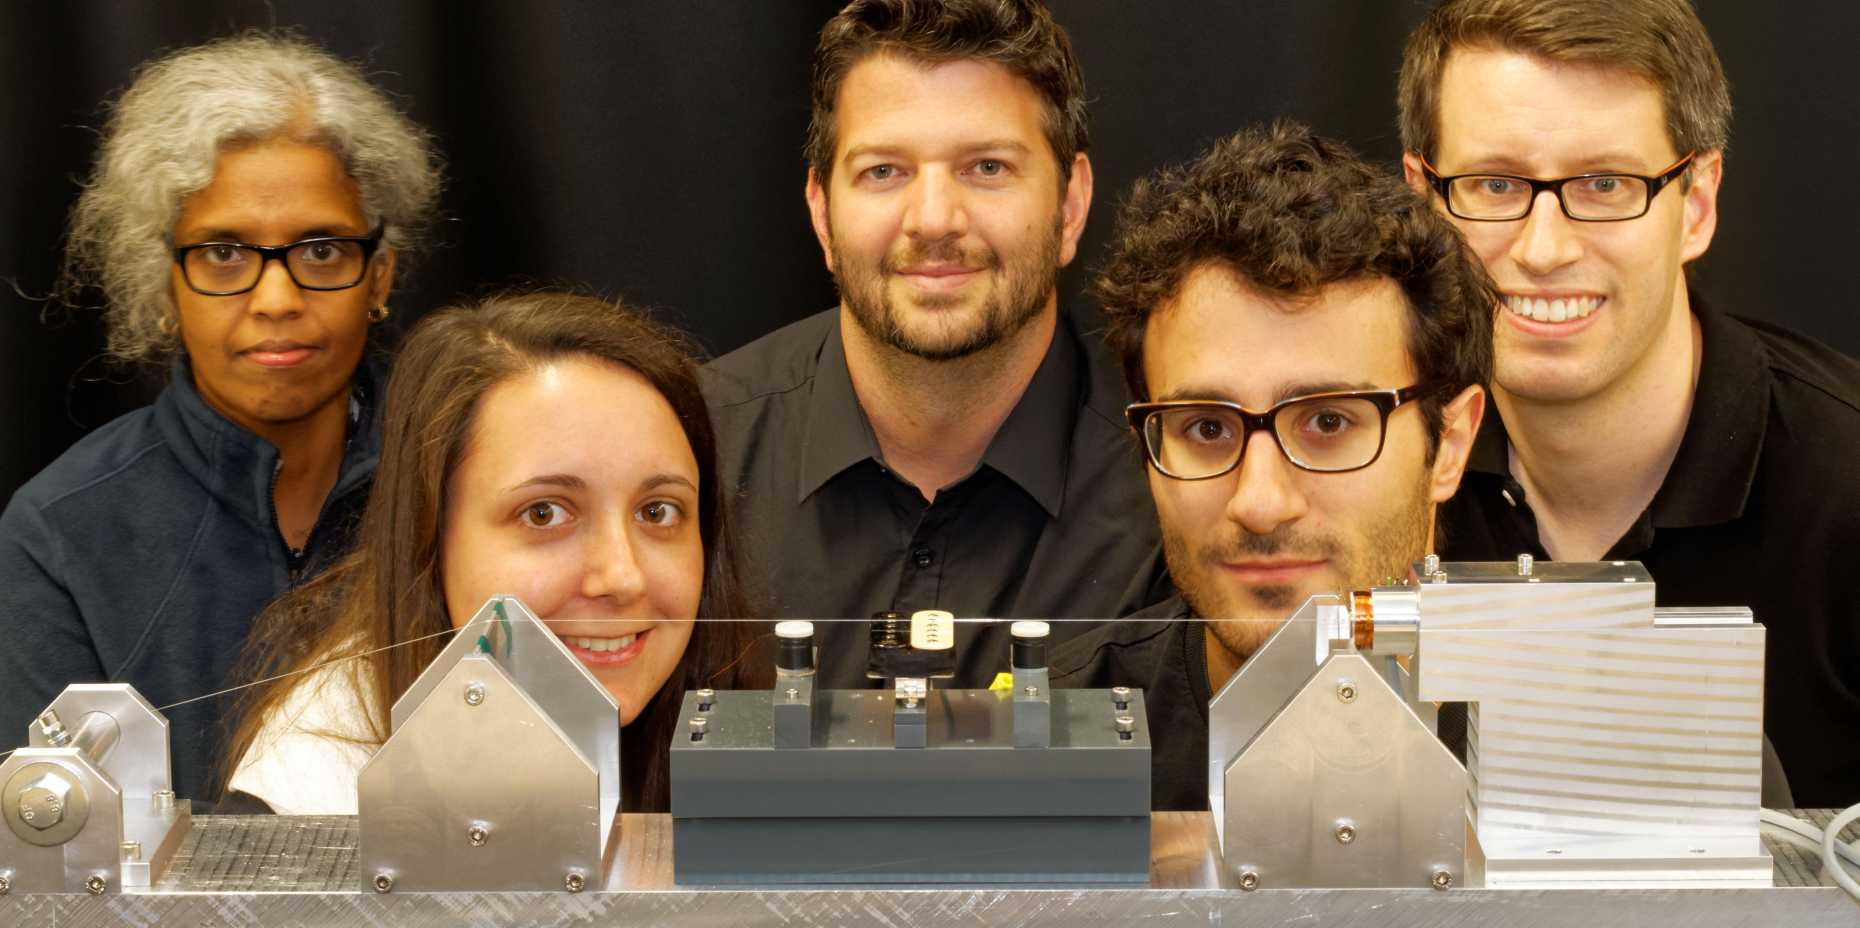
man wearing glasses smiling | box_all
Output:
[1049,123,1493,810]
[1400,0,1860,806]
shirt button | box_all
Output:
[912,546,934,568]
[1501,489,1518,508]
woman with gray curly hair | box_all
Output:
[0,32,441,803]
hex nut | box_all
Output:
[373,873,394,893]
[1432,869,1453,890]
[565,871,586,893]
[1238,870,1260,891]
[85,875,105,895]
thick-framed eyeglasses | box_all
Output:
[172,225,385,296]
[1126,386,1428,480]
[1417,153,1694,222]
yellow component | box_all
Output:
[988,672,1015,692]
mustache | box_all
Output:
[1198,527,1341,565]
[881,239,1000,273]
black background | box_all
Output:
[3,1,1855,501]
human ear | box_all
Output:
[1679,150,1724,264]
[1056,152,1094,268]
[805,168,835,273]
[1427,384,1486,503]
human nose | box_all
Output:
[581,517,648,605]
[901,168,968,242]
[1508,189,1584,277]
[246,254,305,321]
[1223,428,1308,536]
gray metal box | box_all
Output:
[670,688,1150,884]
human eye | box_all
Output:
[860,163,903,184]
[1478,176,1520,196]
[1179,415,1234,446]
[1294,405,1362,439]
[518,500,571,529]
[1572,175,1635,200]
[972,158,1008,177]
[636,499,686,528]
[198,244,248,265]
[300,241,341,263]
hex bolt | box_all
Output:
[1336,680,1358,703]
[1114,715,1136,741]
[1238,870,1260,891]
[1111,686,1131,709]
[696,688,715,711]
[1423,553,1441,575]
[85,875,105,895]
[464,682,486,706]
[1335,822,1357,844]
[565,871,586,893]
[1431,869,1453,890]
[468,824,489,847]
[689,716,709,741]
[373,873,394,893]
[1517,553,1534,576]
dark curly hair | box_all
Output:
[806,0,1088,188]
[1093,121,1497,453]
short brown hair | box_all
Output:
[1094,122,1497,448]
[805,0,1089,186]
[1398,0,1731,162]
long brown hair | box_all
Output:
[220,290,766,810]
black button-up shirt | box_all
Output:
[703,309,1169,689]
[1440,302,1860,806]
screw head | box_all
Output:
[1238,870,1260,891]
[1335,823,1357,844]
[0,875,10,895]
[696,688,715,707]
[374,873,394,893]
[464,682,486,706]
[785,687,800,699]
[689,716,709,734]
[1023,685,1040,698]
[1431,869,1452,890]
[1423,553,1441,574]
[1114,715,1136,733]
[565,871,586,893]
[1111,686,1131,701]
[468,824,489,847]
[1336,680,1358,703]
[85,875,105,895]
[1516,553,1534,576]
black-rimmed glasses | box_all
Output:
[1126,386,1428,479]
[172,225,385,296]
[1418,153,1694,222]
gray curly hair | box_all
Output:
[60,31,442,366]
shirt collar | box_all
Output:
[1466,298,1769,529]
[796,313,1082,517]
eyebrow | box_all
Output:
[1451,152,1658,176]
[840,139,1033,164]
[176,224,368,245]
[1154,380,1381,405]
[505,473,586,493]
[640,473,698,494]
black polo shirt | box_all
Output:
[703,308,1169,689]
[1050,595,1209,811]
[1439,301,1860,807]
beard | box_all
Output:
[831,217,1062,362]
[1164,467,1435,664]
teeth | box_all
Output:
[1505,295,1600,323]
[568,633,637,653]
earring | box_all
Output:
[368,305,391,324]
[158,314,179,336]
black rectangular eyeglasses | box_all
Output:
[1125,386,1428,480]
[1418,153,1694,222]
[172,224,385,296]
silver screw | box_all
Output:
[689,716,709,740]
[1238,870,1260,891]
[1517,553,1533,576]
[153,788,176,811]
[1431,869,1452,890]
[373,873,394,893]
[0,875,10,895]
[565,871,586,893]
[468,824,489,847]
[1114,715,1136,735]
[1336,680,1357,703]
[1111,685,1131,706]
[464,682,486,706]
[696,688,715,709]
[85,875,105,895]
[1335,823,1357,844]
[1423,553,1441,575]
[1023,685,1040,698]
[785,687,799,699]
[121,841,142,861]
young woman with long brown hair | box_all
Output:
[219,290,766,813]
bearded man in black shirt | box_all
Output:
[1052,123,1496,810]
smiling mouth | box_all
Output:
[559,629,649,667]
[1505,294,1603,324]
